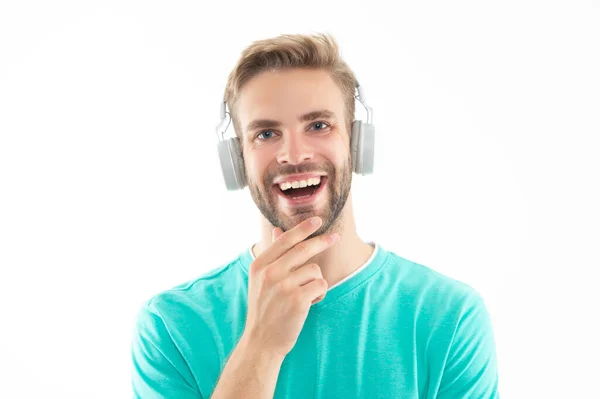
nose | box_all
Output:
[276,132,314,166]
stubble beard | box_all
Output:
[247,154,352,241]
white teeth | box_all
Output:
[278,176,322,191]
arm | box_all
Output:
[131,305,202,399]
[437,292,501,398]
[210,333,285,399]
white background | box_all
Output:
[1,1,598,398]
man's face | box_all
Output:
[236,68,352,238]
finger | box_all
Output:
[271,231,338,274]
[272,227,283,243]
[254,216,323,267]
[300,278,328,305]
[311,293,325,305]
[286,263,323,287]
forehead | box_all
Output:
[236,68,346,132]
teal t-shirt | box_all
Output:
[131,243,500,398]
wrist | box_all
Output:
[238,332,286,366]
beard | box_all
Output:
[246,154,352,241]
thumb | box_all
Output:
[272,227,283,243]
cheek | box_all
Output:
[330,131,350,157]
[325,141,349,167]
[245,153,269,183]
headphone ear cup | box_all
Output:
[358,121,375,174]
[217,137,246,190]
[350,120,375,175]
[350,120,361,173]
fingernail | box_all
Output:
[311,217,321,226]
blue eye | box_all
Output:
[311,121,329,130]
[257,130,275,140]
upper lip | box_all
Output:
[272,173,327,185]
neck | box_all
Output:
[251,193,375,289]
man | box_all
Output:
[131,32,500,398]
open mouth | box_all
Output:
[273,177,327,206]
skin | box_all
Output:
[236,67,374,289]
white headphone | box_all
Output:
[215,81,375,191]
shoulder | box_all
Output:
[384,250,483,306]
[378,249,491,337]
[382,249,497,364]
[136,251,247,325]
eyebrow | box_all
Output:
[245,109,336,134]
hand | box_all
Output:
[243,216,339,359]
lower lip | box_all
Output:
[274,177,328,207]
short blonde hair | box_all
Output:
[223,32,358,138]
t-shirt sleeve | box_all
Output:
[131,303,204,399]
[437,291,501,399]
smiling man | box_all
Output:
[239,66,374,289]
[131,33,500,398]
